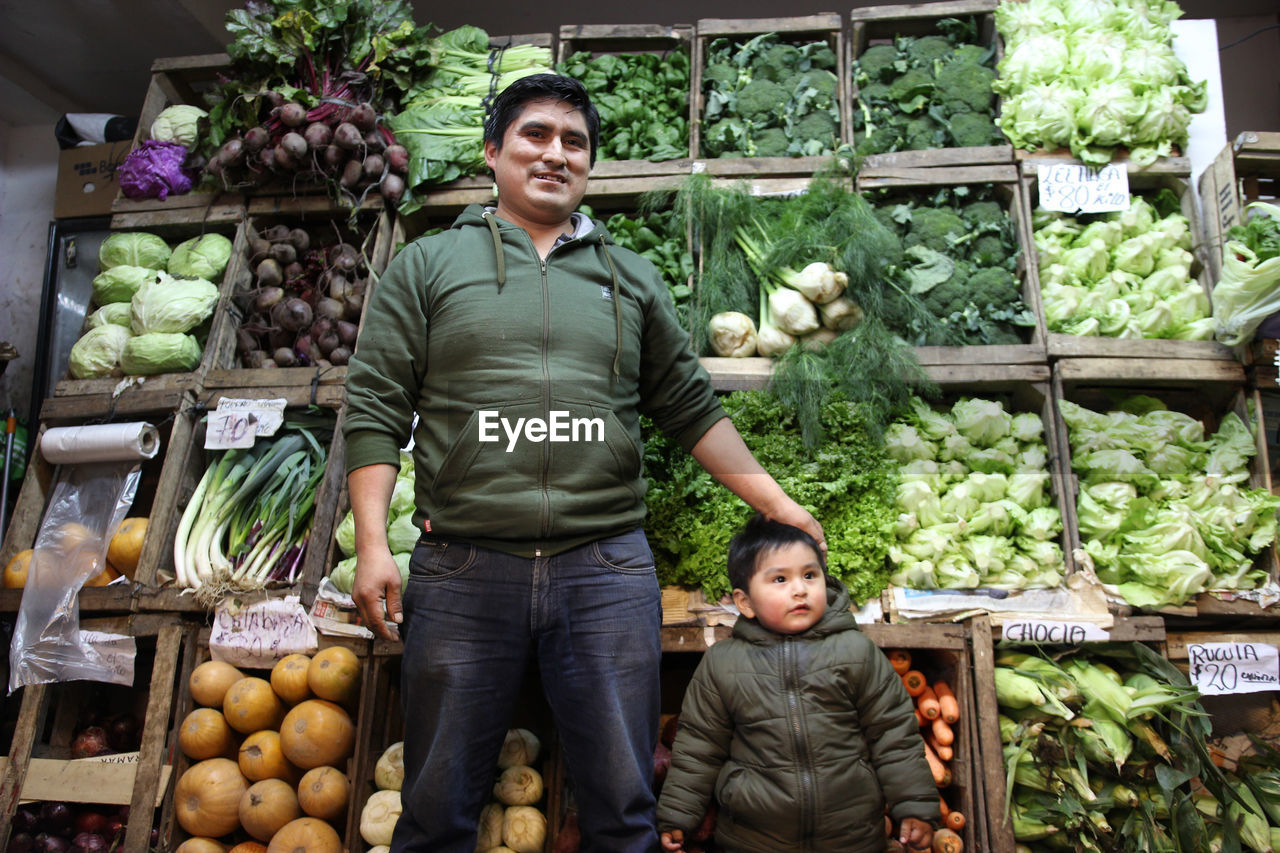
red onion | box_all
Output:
[69,727,110,760]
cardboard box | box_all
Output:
[54,141,132,219]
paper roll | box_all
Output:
[41,422,161,464]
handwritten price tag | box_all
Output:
[205,398,287,450]
[80,630,137,686]
[1187,642,1279,695]
[1002,619,1111,645]
[1037,164,1130,214]
[210,595,318,669]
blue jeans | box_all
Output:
[391,528,662,853]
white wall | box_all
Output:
[0,123,58,422]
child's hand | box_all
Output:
[899,817,933,851]
[660,829,685,851]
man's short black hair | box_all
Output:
[483,73,600,167]
[727,513,826,593]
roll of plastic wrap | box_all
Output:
[41,422,161,464]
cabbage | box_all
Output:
[168,233,233,281]
[68,324,132,379]
[91,265,158,307]
[118,141,194,201]
[387,513,419,554]
[130,273,219,334]
[99,232,171,271]
[335,511,356,557]
[149,105,207,147]
[120,332,201,375]
[85,302,133,329]
[330,556,357,594]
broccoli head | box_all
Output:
[888,67,935,109]
[904,115,944,150]
[753,43,802,81]
[904,208,968,253]
[858,82,893,105]
[949,112,1001,148]
[950,43,993,67]
[804,43,838,70]
[796,69,838,101]
[703,119,748,157]
[857,125,901,156]
[961,201,1005,226]
[970,234,1010,266]
[966,266,1020,304]
[703,62,739,90]
[794,110,838,146]
[736,79,790,120]
[855,45,902,82]
[751,126,791,157]
[920,263,975,317]
[906,35,954,66]
[935,60,995,114]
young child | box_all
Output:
[656,514,940,852]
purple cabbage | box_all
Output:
[117,140,194,200]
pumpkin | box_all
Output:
[107,516,148,578]
[297,765,349,820]
[307,646,361,705]
[190,660,245,708]
[239,778,301,842]
[179,707,237,761]
[279,699,355,769]
[175,840,230,853]
[83,561,120,586]
[3,549,32,588]
[227,844,269,853]
[239,729,302,783]
[224,676,285,734]
[175,757,250,838]
[266,816,342,853]
[270,654,312,705]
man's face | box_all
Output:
[484,98,591,228]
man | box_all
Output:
[344,73,824,853]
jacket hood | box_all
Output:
[732,573,860,646]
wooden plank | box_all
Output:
[858,146,1015,170]
[912,343,1047,365]
[39,387,189,421]
[857,164,1019,186]
[699,357,772,390]
[202,366,348,391]
[1166,630,1280,660]
[18,758,172,808]
[1235,131,1280,179]
[558,23,693,42]
[1055,357,1246,384]
[1197,143,1240,284]
[696,15,843,35]
[1045,334,1239,362]
[1015,151,1192,175]
[849,0,998,20]
[0,685,51,849]
[968,615,1016,852]
[151,53,231,73]
[922,363,1050,384]
[123,622,184,852]
[109,196,243,223]
[699,156,836,177]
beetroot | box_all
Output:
[278,101,307,127]
[280,131,308,160]
[243,125,271,151]
[303,121,333,149]
[348,102,377,131]
[333,122,363,151]
[379,173,405,205]
[384,144,410,175]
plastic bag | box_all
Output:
[8,461,139,692]
[1211,241,1280,346]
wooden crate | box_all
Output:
[0,614,198,853]
[1051,358,1280,619]
[1197,131,1280,286]
[110,54,242,218]
[201,205,395,389]
[856,163,1048,365]
[969,614,1167,852]
[848,0,1014,171]
[134,385,346,613]
[50,212,248,407]
[692,15,847,164]
[161,630,370,851]
[1019,161,1239,362]
[557,24,696,171]
[0,397,197,614]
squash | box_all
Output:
[266,816,342,853]
[227,844,268,853]
[307,646,361,705]
[3,549,32,588]
[175,757,250,838]
[107,516,148,579]
[296,765,349,821]
[84,561,121,586]
[280,699,355,769]
[360,789,402,846]
[175,840,230,853]
[179,707,237,761]
[190,660,245,708]
[239,777,301,842]
[239,729,302,783]
[373,741,404,791]
[270,654,312,705]
[224,676,286,734]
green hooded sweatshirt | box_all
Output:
[657,576,941,852]
[343,204,725,556]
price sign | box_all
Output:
[1002,619,1111,646]
[205,398,287,450]
[210,595,318,669]
[80,630,137,686]
[1187,642,1280,695]
[1037,164,1130,214]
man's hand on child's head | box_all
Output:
[660,829,685,851]
[899,817,933,851]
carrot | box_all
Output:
[931,716,954,747]
[933,827,964,853]
[917,685,941,720]
[922,737,951,787]
[885,814,894,837]
[902,670,927,697]
[914,706,927,728]
[945,811,966,832]
[937,795,950,817]
[927,733,953,763]
[933,680,961,724]
[888,649,913,675]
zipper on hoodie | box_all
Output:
[537,249,552,538]
[782,638,816,848]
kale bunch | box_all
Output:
[558,49,691,162]
[851,17,1003,155]
[700,32,841,158]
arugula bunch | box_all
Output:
[558,50,691,161]
[643,391,897,603]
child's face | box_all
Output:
[732,542,827,634]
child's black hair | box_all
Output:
[727,513,826,593]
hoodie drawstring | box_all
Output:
[484,211,506,290]
[599,243,624,381]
